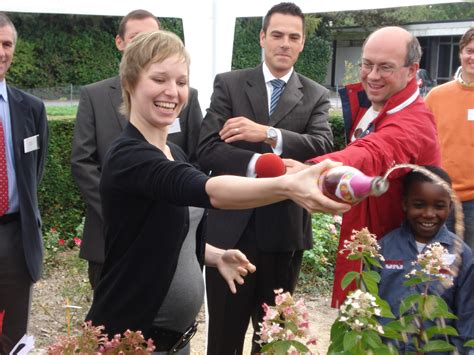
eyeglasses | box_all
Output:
[358,62,408,78]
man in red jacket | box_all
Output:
[286,26,441,307]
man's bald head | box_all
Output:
[363,26,422,67]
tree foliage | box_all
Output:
[326,3,474,30]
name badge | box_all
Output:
[169,118,181,134]
[468,109,474,121]
[24,135,39,153]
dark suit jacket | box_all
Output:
[71,76,203,263]
[7,85,48,282]
[197,65,333,252]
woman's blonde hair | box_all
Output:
[119,30,190,118]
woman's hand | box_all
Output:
[283,159,351,215]
[205,244,256,294]
[216,249,256,294]
[282,158,309,175]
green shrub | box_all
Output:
[300,213,341,291]
[329,113,346,151]
[39,118,85,244]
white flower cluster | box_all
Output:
[406,242,454,287]
[339,290,384,334]
[340,228,384,261]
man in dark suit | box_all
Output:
[71,9,203,289]
[197,3,333,354]
[0,13,48,352]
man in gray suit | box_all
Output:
[71,10,203,289]
[197,3,333,354]
[0,13,48,352]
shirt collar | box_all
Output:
[0,80,7,102]
[402,221,454,248]
[262,62,293,84]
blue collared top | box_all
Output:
[0,80,19,213]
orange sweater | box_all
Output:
[425,80,474,201]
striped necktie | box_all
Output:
[269,79,285,115]
[0,117,8,216]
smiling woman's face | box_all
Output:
[129,55,189,130]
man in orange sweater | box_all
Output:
[425,27,474,250]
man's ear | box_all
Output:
[407,63,419,82]
[115,35,125,52]
[259,30,265,49]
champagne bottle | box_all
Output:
[318,166,389,204]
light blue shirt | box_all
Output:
[0,80,19,213]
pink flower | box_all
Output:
[73,237,82,246]
[283,306,294,316]
[329,223,337,234]
[298,320,310,329]
[307,337,317,345]
[58,239,65,246]
[333,215,342,224]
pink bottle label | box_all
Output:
[334,170,373,203]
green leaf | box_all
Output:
[425,325,459,338]
[399,294,421,315]
[341,271,359,290]
[403,276,423,286]
[272,340,292,354]
[465,339,474,347]
[288,340,310,352]
[364,255,382,269]
[374,296,395,318]
[259,343,273,352]
[343,331,360,351]
[421,340,456,352]
[329,322,347,351]
[285,320,299,335]
[361,270,380,294]
[397,316,419,333]
[348,254,362,261]
[381,325,403,341]
[363,329,383,348]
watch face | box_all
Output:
[267,128,277,139]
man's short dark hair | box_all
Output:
[262,2,304,34]
[0,12,17,44]
[118,9,160,39]
[460,27,474,53]
[403,165,452,197]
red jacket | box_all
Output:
[308,78,441,307]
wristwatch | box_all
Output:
[266,127,278,141]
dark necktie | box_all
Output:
[269,79,285,115]
[0,117,8,216]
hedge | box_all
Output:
[39,118,85,238]
[39,114,345,238]
[8,14,332,89]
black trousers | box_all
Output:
[205,216,303,355]
[0,220,32,354]
[87,261,103,290]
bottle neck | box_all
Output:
[349,174,375,198]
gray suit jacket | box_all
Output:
[198,65,333,252]
[8,85,48,282]
[71,76,203,263]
